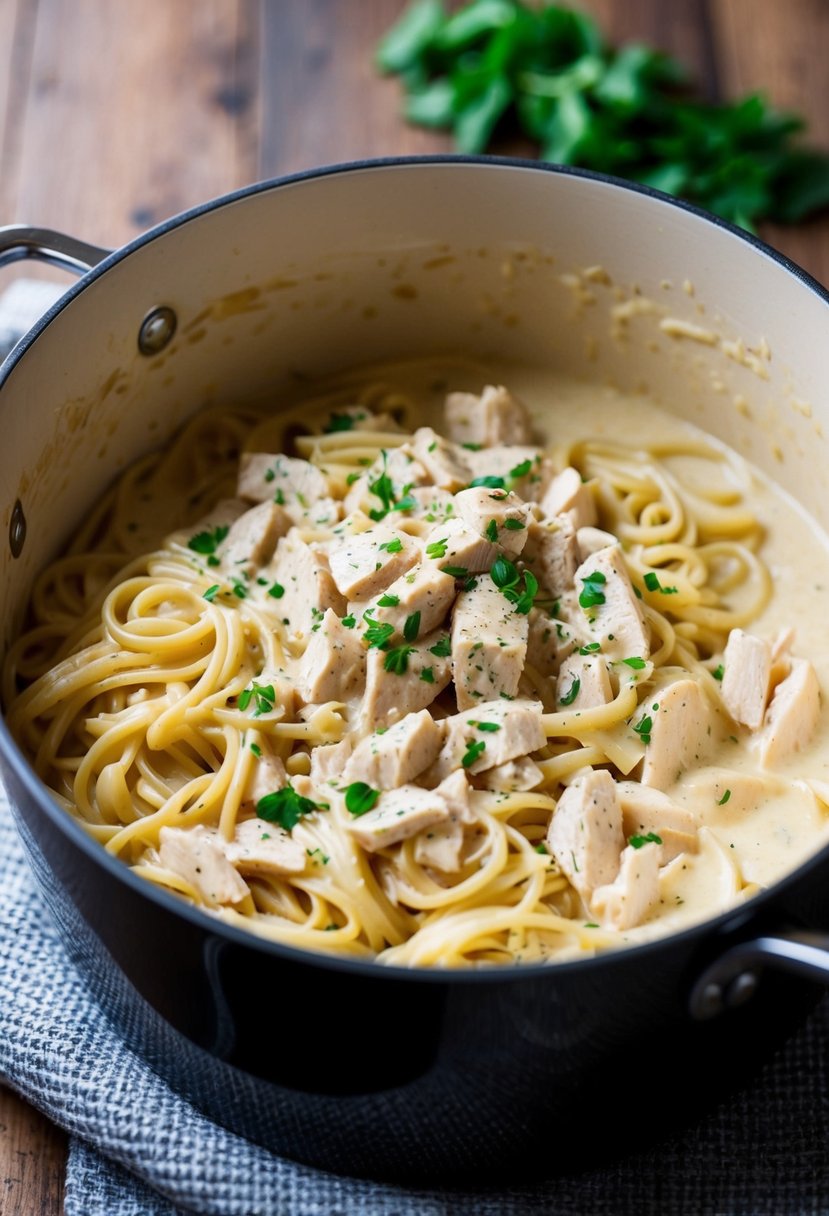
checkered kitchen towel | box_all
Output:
[2,284,829,1214]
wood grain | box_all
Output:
[2,3,829,1213]
[0,1086,65,1216]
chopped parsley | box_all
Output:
[621,656,647,669]
[364,619,395,650]
[473,720,501,732]
[462,739,487,768]
[643,570,678,594]
[267,581,285,599]
[420,666,435,683]
[426,537,448,559]
[489,558,537,614]
[485,518,499,543]
[429,635,451,657]
[717,789,732,806]
[368,453,396,520]
[249,742,262,758]
[203,584,220,602]
[534,843,548,854]
[442,564,469,578]
[345,781,380,816]
[629,832,663,849]
[713,663,725,681]
[403,611,421,642]
[188,524,229,557]
[324,411,359,433]
[257,783,324,830]
[579,642,601,655]
[379,537,403,554]
[559,676,581,706]
[579,570,607,610]
[341,614,356,629]
[377,592,400,607]
[508,458,533,480]
[468,475,506,489]
[503,517,525,531]
[238,681,276,716]
[632,715,653,746]
[384,644,416,674]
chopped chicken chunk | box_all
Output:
[577,526,617,560]
[265,532,345,634]
[641,678,717,790]
[342,708,442,789]
[432,698,545,778]
[590,842,660,930]
[476,756,542,792]
[240,745,287,812]
[721,628,773,730]
[557,653,612,710]
[463,445,545,497]
[521,516,578,596]
[453,487,531,557]
[414,818,464,872]
[525,602,588,677]
[434,769,477,824]
[237,452,337,527]
[616,781,698,862]
[296,608,366,704]
[158,826,249,907]
[574,545,649,661]
[758,658,821,768]
[540,466,597,529]
[224,818,306,876]
[346,783,452,852]
[451,580,528,709]
[327,525,418,600]
[397,486,456,525]
[309,737,353,785]
[361,634,452,728]
[370,562,457,637]
[411,427,472,491]
[220,501,292,575]
[546,769,624,899]
[426,518,499,575]
[444,384,533,447]
[343,445,430,515]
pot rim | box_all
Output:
[3,153,829,987]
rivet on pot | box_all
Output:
[694,981,724,1020]
[138,306,177,356]
[9,498,26,558]
[725,971,759,1009]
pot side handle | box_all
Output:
[690,930,829,1020]
[0,225,111,277]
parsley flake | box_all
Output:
[462,739,487,768]
[345,782,380,816]
[429,635,451,657]
[384,644,416,674]
[717,789,732,806]
[257,783,323,831]
[559,676,581,706]
[629,832,663,849]
[403,611,421,642]
[188,525,229,557]
[579,570,607,609]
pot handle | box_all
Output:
[690,930,829,1020]
[0,225,111,277]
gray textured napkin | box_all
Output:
[2,285,829,1214]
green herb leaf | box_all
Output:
[579,570,607,609]
[717,788,732,806]
[490,556,519,589]
[579,642,601,655]
[629,831,663,849]
[203,584,220,602]
[364,620,396,650]
[403,611,421,642]
[257,783,323,830]
[442,564,469,578]
[379,537,403,554]
[429,635,451,657]
[383,644,416,674]
[378,592,400,607]
[503,517,526,531]
[267,582,285,599]
[188,525,229,556]
[324,411,358,433]
[713,663,725,681]
[485,518,499,543]
[643,570,678,594]
[420,666,435,683]
[462,739,487,768]
[621,656,646,669]
[345,781,380,816]
[469,475,506,489]
[559,676,581,706]
[508,458,533,480]
[341,614,356,628]
[473,720,502,732]
[632,714,653,746]
[426,537,449,559]
[238,681,276,717]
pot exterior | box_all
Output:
[2,161,829,1181]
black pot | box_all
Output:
[2,159,829,1184]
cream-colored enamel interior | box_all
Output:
[1,161,827,657]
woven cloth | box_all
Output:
[2,284,829,1214]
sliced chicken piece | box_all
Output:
[411,426,472,491]
[556,653,612,710]
[327,524,418,601]
[476,756,543,792]
[444,384,533,447]
[720,628,773,731]
[220,501,293,575]
[574,545,649,661]
[343,444,430,515]
[525,603,586,677]
[158,826,250,907]
[453,486,531,557]
[521,516,578,596]
[361,633,452,728]
[451,580,528,709]
[434,769,477,824]
[590,842,661,930]
[370,562,457,638]
[641,678,717,790]
[224,818,306,876]
[414,818,464,872]
[432,698,545,778]
[770,627,794,688]
[546,769,624,900]
[264,532,346,634]
[309,737,353,785]
[322,404,401,434]
[346,783,452,853]
[616,781,697,861]
[237,452,337,527]
[577,526,618,560]
[758,657,821,768]
[426,518,499,576]
[296,608,366,704]
[240,745,287,813]
[540,466,597,530]
[342,708,443,789]
[463,444,545,498]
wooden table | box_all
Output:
[0,2,827,1212]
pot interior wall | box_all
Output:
[1,162,827,646]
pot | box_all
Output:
[2,158,829,1184]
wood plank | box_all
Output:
[0,1085,66,1216]
[581,0,715,90]
[0,0,40,225]
[10,0,261,249]
[711,0,829,285]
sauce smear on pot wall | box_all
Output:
[7,357,829,966]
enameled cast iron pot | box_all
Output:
[2,159,829,1184]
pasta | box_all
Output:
[6,360,829,966]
